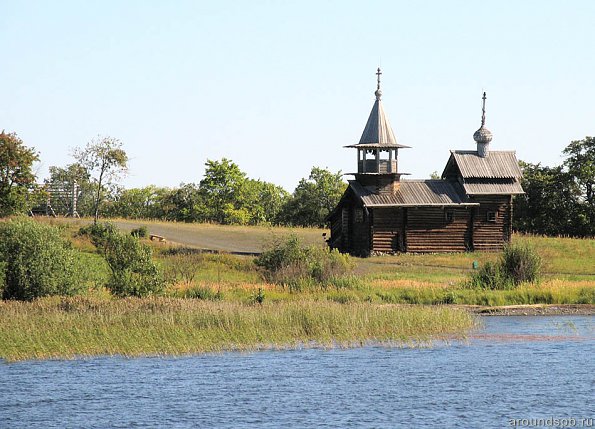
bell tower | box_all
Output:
[345,68,410,194]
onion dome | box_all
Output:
[474,92,492,157]
[473,125,493,144]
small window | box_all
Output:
[445,211,454,223]
[487,211,497,222]
[355,208,364,223]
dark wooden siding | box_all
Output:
[371,208,404,253]
[328,210,343,251]
[328,190,370,255]
[330,192,514,256]
[470,196,511,251]
[350,206,370,255]
[405,207,471,253]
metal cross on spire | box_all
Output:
[481,91,487,127]
[375,68,382,100]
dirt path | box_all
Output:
[68,218,327,254]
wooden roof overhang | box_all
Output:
[442,150,523,179]
[349,180,479,208]
[463,180,525,195]
[348,172,411,177]
[442,150,525,196]
[363,201,479,207]
[344,143,411,149]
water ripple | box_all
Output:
[0,316,593,429]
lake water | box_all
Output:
[1,316,593,429]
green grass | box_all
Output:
[517,235,595,275]
[1,220,591,361]
[55,217,327,253]
[36,218,595,306]
[0,297,476,362]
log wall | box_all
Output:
[350,207,371,255]
[328,211,343,251]
[329,192,514,255]
[405,207,471,253]
[370,208,404,252]
[470,196,512,251]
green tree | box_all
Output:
[280,167,346,227]
[199,158,248,224]
[515,162,583,236]
[563,136,595,231]
[243,179,290,225]
[74,136,128,223]
[160,183,204,222]
[108,186,168,219]
[0,131,39,216]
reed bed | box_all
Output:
[0,297,476,362]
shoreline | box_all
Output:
[463,304,595,316]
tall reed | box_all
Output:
[0,297,476,362]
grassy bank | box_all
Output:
[29,218,595,307]
[163,277,595,306]
[0,297,476,362]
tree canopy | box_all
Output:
[515,137,595,237]
[0,131,39,216]
[279,167,346,227]
[24,131,593,238]
[74,136,128,222]
[563,136,595,227]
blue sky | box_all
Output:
[2,1,594,190]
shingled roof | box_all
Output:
[443,150,522,179]
[461,179,525,195]
[344,69,410,149]
[344,97,411,149]
[348,180,477,207]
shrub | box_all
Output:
[182,285,222,300]
[87,222,164,297]
[577,288,595,305]
[78,222,118,253]
[501,243,542,285]
[130,226,148,238]
[162,253,204,286]
[0,217,86,300]
[468,261,512,290]
[467,243,542,290]
[254,234,354,291]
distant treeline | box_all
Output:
[514,137,595,237]
[1,131,594,236]
[49,158,346,228]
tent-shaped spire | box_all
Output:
[359,97,398,145]
[345,68,410,149]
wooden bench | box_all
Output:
[149,234,166,243]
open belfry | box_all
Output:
[327,69,524,255]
